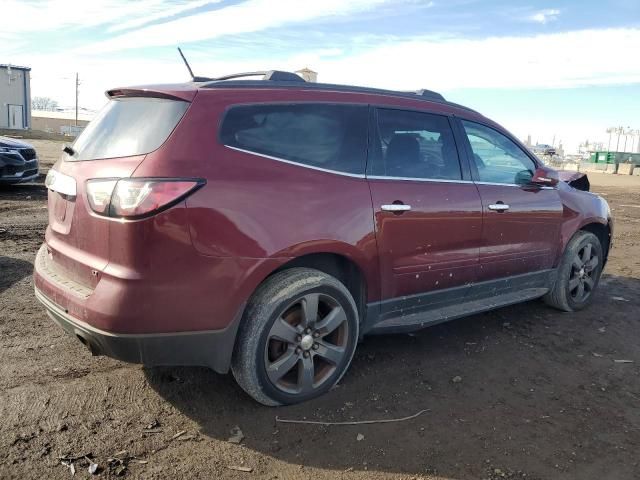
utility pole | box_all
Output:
[75,72,79,127]
[622,127,633,152]
[629,129,637,153]
[623,131,629,153]
[615,126,622,152]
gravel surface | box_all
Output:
[1,141,639,479]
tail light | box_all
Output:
[86,178,204,219]
[86,179,118,215]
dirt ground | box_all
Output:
[1,140,639,480]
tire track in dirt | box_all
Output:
[0,368,155,431]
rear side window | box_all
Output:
[68,97,189,161]
[369,108,462,180]
[220,103,368,175]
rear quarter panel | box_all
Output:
[131,89,381,301]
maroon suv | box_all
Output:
[35,71,612,405]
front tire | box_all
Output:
[544,231,603,312]
[231,268,359,406]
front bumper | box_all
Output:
[0,153,39,183]
[0,168,39,184]
[35,286,241,373]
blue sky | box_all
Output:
[2,0,640,152]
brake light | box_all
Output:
[86,179,118,215]
[86,178,204,219]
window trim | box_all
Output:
[455,117,543,187]
[367,175,474,184]
[366,106,469,182]
[223,145,367,178]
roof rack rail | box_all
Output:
[200,79,474,112]
[209,70,305,82]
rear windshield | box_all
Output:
[219,103,368,175]
[67,97,189,161]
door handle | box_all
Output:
[381,204,411,212]
[488,203,510,211]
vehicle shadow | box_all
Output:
[0,182,47,199]
[0,256,33,294]
[145,274,640,479]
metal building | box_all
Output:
[0,64,31,130]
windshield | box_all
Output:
[67,97,189,161]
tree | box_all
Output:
[31,96,59,111]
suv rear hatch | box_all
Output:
[43,90,193,293]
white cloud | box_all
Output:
[528,8,560,24]
[78,0,394,53]
[107,0,221,33]
[24,27,640,109]
[310,28,640,91]
[0,0,168,32]
[20,25,640,153]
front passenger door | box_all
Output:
[460,120,564,282]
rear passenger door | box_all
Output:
[367,108,483,311]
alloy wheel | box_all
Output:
[568,242,599,302]
[264,293,350,395]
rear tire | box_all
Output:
[231,268,359,406]
[544,231,603,312]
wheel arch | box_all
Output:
[579,221,611,266]
[271,252,369,321]
[228,242,378,365]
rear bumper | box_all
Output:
[33,239,265,333]
[35,286,241,373]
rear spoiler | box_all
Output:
[105,87,196,102]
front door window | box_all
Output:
[461,120,536,185]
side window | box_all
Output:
[461,120,536,185]
[219,103,368,175]
[369,108,461,180]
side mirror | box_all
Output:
[530,166,559,187]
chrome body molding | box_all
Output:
[224,145,367,179]
[224,146,558,190]
[367,175,474,184]
[381,204,412,212]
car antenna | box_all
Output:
[177,47,212,82]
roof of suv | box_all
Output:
[201,70,479,114]
[110,69,480,115]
